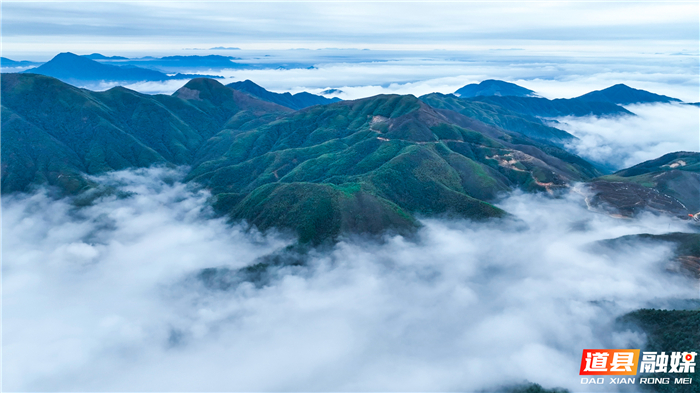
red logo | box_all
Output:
[579,349,640,375]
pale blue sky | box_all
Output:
[2,1,698,59]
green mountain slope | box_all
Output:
[419,93,576,144]
[190,94,602,242]
[600,232,700,277]
[472,95,632,117]
[619,309,700,393]
[587,152,700,215]
[227,79,341,110]
[1,74,290,194]
[1,105,89,193]
[2,75,604,243]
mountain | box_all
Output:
[603,232,700,277]
[619,309,700,378]
[587,152,700,216]
[575,84,682,105]
[23,52,222,84]
[105,55,248,71]
[455,79,535,98]
[83,53,129,60]
[2,74,605,243]
[227,80,341,110]
[420,93,632,148]
[188,94,601,242]
[419,93,576,144]
[1,57,42,68]
[1,74,290,194]
[321,88,343,95]
[469,95,633,118]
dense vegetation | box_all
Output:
[189,89,603,242]
[620,309,700,392]
[5,73,692,244]
[228,79,340,110]
[419,93,576,144]
[1,74,290,194]
[470,95,632,118]
[592,152,700,213]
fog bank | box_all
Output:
[553,103,699,170]
[2,168,698,391]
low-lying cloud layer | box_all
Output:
[552,103,700,170]
[3,168,698,391]
[70,49,698,103]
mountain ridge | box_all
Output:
[6,74,689,244]
[227,79,341,110]
[455,79,536,98]
[188,92,602,242]
[575,84,682,105]
[23,52,223,84]
[0,74,290,194]
[587,152,700,216]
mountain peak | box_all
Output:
[174,77,293,115]
[82,53,129,60]
[55,51,80,58]
[455,80,535,98]
[25,52,170,83]
[174,78,232,102]
[50,52,93,64]
[227,79,340,110]
[576,84,681,105]
[181,77,227,90]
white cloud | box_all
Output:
[552,103,700,170]
[2,2,698,56]
[68,54,697,104]
[3,168,697,391]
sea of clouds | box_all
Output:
[553,103,700,170]
[3,167,698,391]
[61,48,697,102]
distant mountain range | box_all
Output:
[83,53,129,60]
[453,80,683,106]
[21,52,223,84]
[92,54,249,70]
[467,95,633,118]
[0,57,42,68]
[228,79,341,110]
[450,81,684,119]
[4,51,687,110]
[455,80,536,98]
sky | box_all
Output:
[2,1,699,57]
[2,1,699,102]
